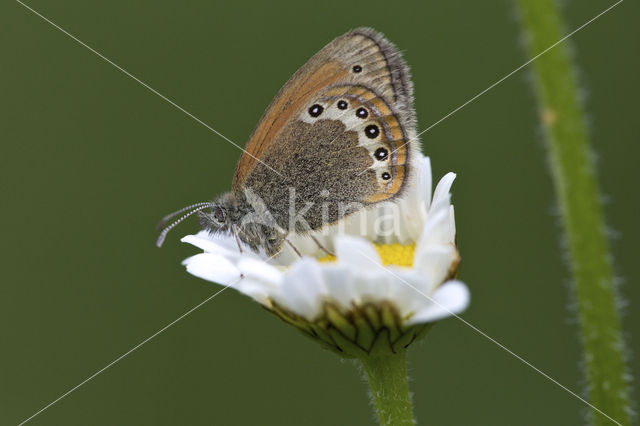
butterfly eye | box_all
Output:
[308,104,324,117]
[352,65,362,73]
[365,124,380,139]
[356,107,368,119]
[381,172,391,180]
[337,100,348,110]
[213,206,226,223]
[374,147,388,161]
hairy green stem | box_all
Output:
[360,351,415,426]
[517,1,631,424]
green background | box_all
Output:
[2,1,638,424]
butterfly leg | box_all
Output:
[232,225,244,253]
[310,235,335,257]
[285,238,303,258]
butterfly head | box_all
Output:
[197,195,230,232]
[197,192,284,256]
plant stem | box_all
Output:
[517,1,631,424]
[360,351,415,426]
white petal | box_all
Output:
[416,156,433,210]
[411,244,455,289]
[432,172,456,208]
[334,235,382,268]
[406,280,470,325]
[181,254,199,267]
[401,202,427,243]
[322,264,359,310]
[352,269,392,301]
[233,278,271,305]
[184,253,241,286]
[181,232,231,253]
[417,208,452,248]
[276,260,327,319]
[237,258,283,286]
[386,268,434,316]
[449,205,457,242]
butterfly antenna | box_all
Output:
[156,204,213,248]
[156,202,214,231]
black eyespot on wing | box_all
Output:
[308,104,324,117]
[365,124,380,139]
[381,172,391,180]
[352,65,362,73]
[356,107,368,119]
[374,147,388,161]
[337,100,348,110]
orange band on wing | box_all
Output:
[233,62,348,187]
[366,165,406,203]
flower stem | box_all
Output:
[359,351,415,426]
[517,1,631,424]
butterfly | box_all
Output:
[157,27,419,256]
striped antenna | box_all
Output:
[156,203,214,247]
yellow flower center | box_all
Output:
[319,243,416,267]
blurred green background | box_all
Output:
[2,1,638,424]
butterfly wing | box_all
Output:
[233,28,418,231]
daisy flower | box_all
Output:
[181,154,469,357]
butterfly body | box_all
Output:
[194,28,419,256]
